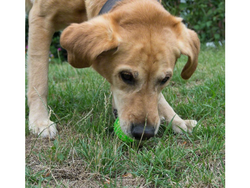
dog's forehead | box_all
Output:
[118,32,178,72]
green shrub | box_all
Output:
[162,0,225,43]
[49,32,67,63]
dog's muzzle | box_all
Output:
[131,123,155,140]
[113,108,155,140]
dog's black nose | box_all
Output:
[131,124,155,140]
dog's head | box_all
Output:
[60,0,200,140]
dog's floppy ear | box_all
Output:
[172,18,200,80]
[60,16,120,68]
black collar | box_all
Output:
[99,0,160,15]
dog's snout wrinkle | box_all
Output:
[131,124,155,140]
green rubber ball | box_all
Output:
[114,118,134,142]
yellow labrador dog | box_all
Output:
[26,0,200,139]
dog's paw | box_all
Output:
[172,119,197,134]
[185,120,197,133]
[29,120,57,139]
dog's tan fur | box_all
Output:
[26,0,200,138]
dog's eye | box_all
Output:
[120,71,135,85]
[160,76,170,85]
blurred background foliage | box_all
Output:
[162,0,225,43]
[25,0,225,62]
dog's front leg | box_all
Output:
[27,7,57,138]
[158,93,197,133]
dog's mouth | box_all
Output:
[113,108,118,119]
[112,108,158,140]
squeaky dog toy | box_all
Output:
[114,118,134,143]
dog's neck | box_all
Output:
[99,0,160,15]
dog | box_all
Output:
[26,0,200,139]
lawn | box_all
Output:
[25,45,225,187]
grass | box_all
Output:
[25,45,225,187]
